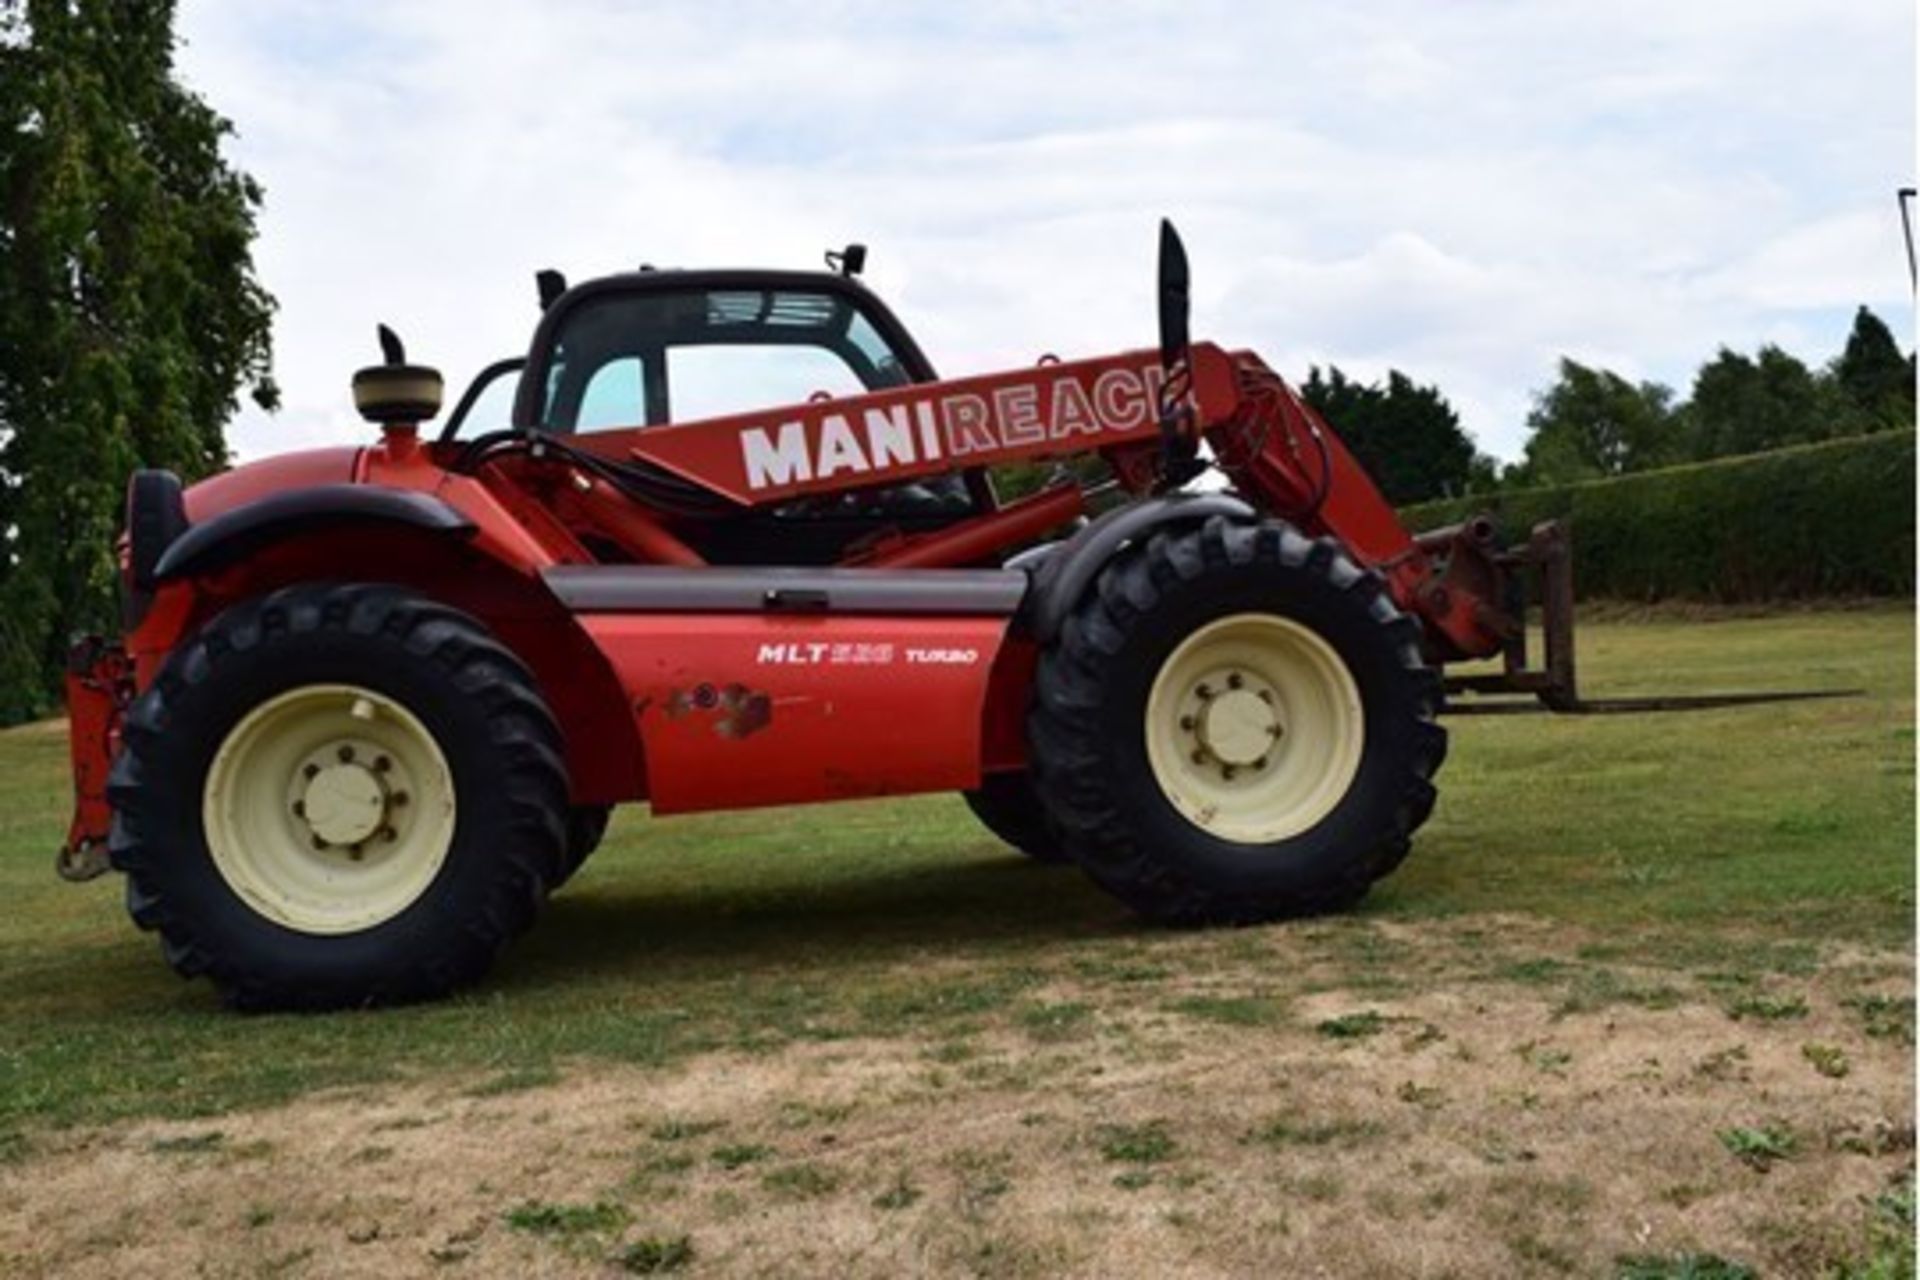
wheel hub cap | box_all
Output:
[301,762,387,847]
[1195,683,1280,766]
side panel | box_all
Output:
[579,613,1013,814]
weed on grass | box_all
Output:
[1316,1011,1387,1040]
[636,1150,696,1177]
[1248,1113,1385,1147]
[1843,994,1916,1044]
[1496,957,1574,984]
[613,1234,694,1274]
[1801,1042,1851,1078]
[1717,1124,1796,1171]
[857,973,1034,1028]
[1826,1118,1915,1157]
[1552,969,1685,1018]
[1400,1021,1446,1051]
[872,1174,922,1210]
[1724,993,1809,1022]
[1015,1000,1092,1042]
[760,1162,842,1199]
[1112,1169,1154,1191]
[1396,1081,1444,1108]
[1515,1041,1574,1073]
[646,1117,726,1142]
[1613,1252,1756,1280]
[465,1065,560,1097]
[710,1143,772,1170]
[1512,1235,1579,1271]
[1166,994,1286,1026]
[774,1100,855,1130]
[1694,1046,1751,1082]
[1096,1121,1175,1164]
[504,1200,628,1237]
[149,1131,224,1154]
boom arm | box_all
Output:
[546,340,1514,661]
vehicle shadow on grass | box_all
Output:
[502,851,1143,990]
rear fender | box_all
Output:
[127,522,643,806]
[151,485,475,582]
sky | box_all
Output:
[173,0,1916,463]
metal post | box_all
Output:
[1536,521,1578,710]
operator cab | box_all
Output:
[442,253,986,562]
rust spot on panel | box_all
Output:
[662,683,773,739]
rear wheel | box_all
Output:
[1028,517,1445,924]
[108,583,569,1010]
[962,772,1068,863]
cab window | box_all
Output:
[537,286,913,432]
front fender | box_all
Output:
[1021,492,1256,642]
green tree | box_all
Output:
[0,0,275,721]
[1298,365,1491,504]
[1831,305,1915,433]
[1513,358,1681,485]
[1687,345,1842,460]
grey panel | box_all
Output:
[545,565,1029,615]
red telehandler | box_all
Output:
[48,224,1761,1009]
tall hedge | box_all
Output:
[1399,431,1914,601]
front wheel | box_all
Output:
[1028,517,1445,924]
[108,584,570,1010]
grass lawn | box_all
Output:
[0,605,1911,1276]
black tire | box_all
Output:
[1028,516,1445,924]
[107,583,569,1010]
[554,804,613,887]
[962,772,1068,863]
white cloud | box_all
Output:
[175,0,1915,462]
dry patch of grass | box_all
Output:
[0,919,1908,1280]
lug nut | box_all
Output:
[1179,715,1196,732]
[291,799,305,818]
[1190,749,1208,765]
[373,755,392,773]
[1195,683,1214,701]
[348,846,365,862]
[337,745,355,763]
[1254,756,1270,770]
[310,834,328,851]
[1257,689,1273,705]
[303,763,320,780]
[1268,723,1285,738]
[1221,765,1238,781]
[380,827,397,843]
[1227,673,1244,690]
[390,790,409,807]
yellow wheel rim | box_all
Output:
[202,684,457,935]
[1144,613,1364,845]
